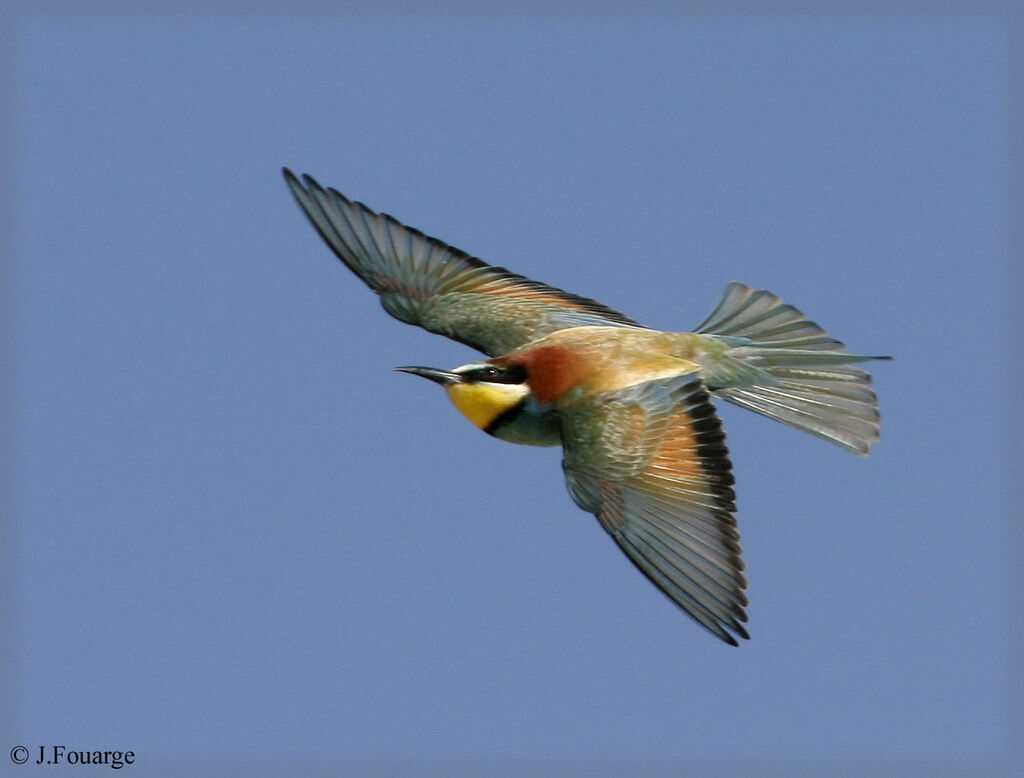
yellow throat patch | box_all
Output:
[446,381,529,430]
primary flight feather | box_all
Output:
[284,168,888,646]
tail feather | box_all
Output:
[715,384,881,454]
[694,282,890,455]
[695,282,842,350]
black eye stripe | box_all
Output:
[464,364,527,384]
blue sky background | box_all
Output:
[3,4,1019,777]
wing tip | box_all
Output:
[717,614,751,646]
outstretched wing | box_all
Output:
[560,374,748,645]
[283,170,645,356]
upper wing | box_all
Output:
[560,374,748,645]
[283,170,645,356]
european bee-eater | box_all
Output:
[284,169,888,646]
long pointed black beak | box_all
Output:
[393,366,461,386]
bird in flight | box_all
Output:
[283,169,888,646]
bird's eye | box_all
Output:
[462,363,527,384]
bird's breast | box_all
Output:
[485,397,562,446]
